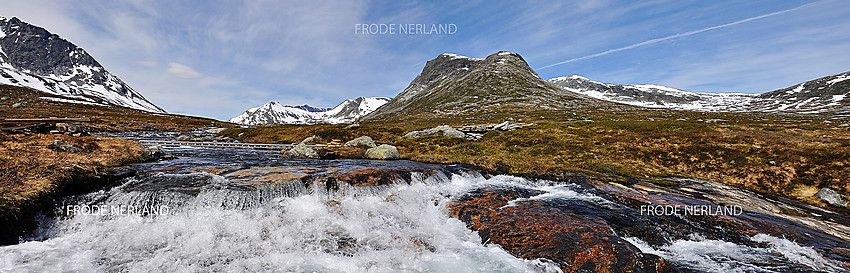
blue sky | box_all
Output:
[3,0,850,120]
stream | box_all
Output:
[1,131,848,272]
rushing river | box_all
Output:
[1,134,848,272]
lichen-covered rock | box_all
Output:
[365,144,399,160]
[403,125,466,138]
[816,188,848,208]
[449,187,676,273]
[283,143,319,159]
[49,140,82,153]
[344,136,377,148]
[143,145,165,160]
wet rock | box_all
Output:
[344,136,377,148]
[316,148,338,160]
[49,140,82,153]
[449,187,675,273]
[403,125,466,138]
[816,188,848,208]
[283,143,319,159]
[365,144,399,160]
[142,145,165,160]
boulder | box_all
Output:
[143,145,165,160]
[365,144,399,160]
[12,102,25,108]
[403,125,466,138]
[283,143,319,159]
[815,188,848,208]
[344,136,377,148]
[176,134,192,141]
[50,140,82,153]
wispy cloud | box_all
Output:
[166,62,203,78]
[538,1,817,70]
[134,60,158,67]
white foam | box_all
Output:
[0,173,561,272]
[625,234,846,273]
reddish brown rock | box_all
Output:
[449,187,676,273]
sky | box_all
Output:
[2,0,850,120]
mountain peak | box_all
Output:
[0,16,164,113]
[364,51,588,121]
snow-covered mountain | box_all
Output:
[548,75,758,112]
[0,17,164,113]
[230,97,391,125]
[548,72,850,116]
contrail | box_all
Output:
[538,2,816,69]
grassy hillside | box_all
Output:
[0,85,231,131]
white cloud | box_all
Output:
[135,60,158,67]
[166,62,203,79]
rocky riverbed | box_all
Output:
[1,131,848,272]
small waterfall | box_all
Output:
[1,171,563,272]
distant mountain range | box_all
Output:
[0,17,164,113]
[549,72,850,116]
[229,97,390,125]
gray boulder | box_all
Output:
[50,140,82,153]
[815,188,848,208]
[12,102,25,108]
[366,144,399,160]
[344,136,377,148]
[283,143,319,159]
[143,145,165,160]
[403,125,466,138]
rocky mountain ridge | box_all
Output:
[363,51,603,121]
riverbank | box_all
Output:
[0,133,147,243]
[221,109,850,209]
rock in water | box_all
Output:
[403,125,466,138]
[143,145,165,160]
[344,136,377,148]
[815,188,848,208]
[50,140,82,153]
[283,143,319,159]
[365,144,399,160]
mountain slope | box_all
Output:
[364,51,605,121]
[751,71,850,115]
[0,17,164,113]
[548,72,850,116]
[230,97,390,125]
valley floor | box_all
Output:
[222,107,850,210]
